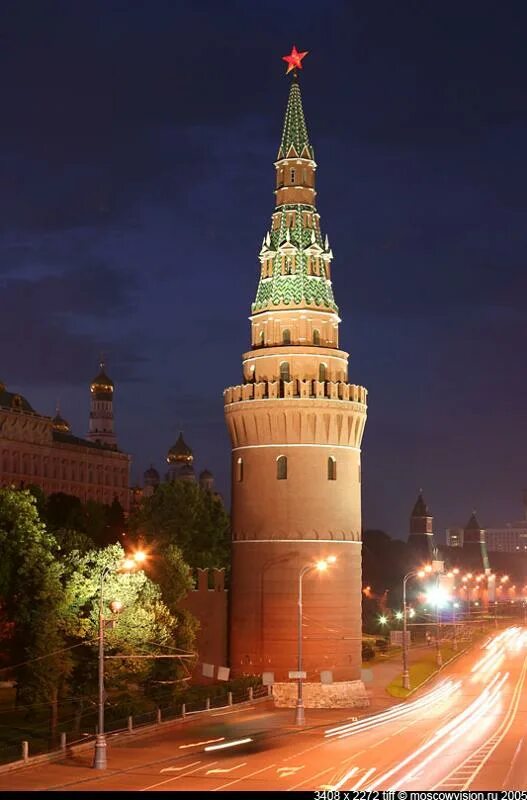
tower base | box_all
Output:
[272,680,369,709]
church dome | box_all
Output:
[144,465,160,486]
[200,468,213,479]
[90,361,114,393]
[167,432,193,464]
[52,411,71,434]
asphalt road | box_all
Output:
[2,626,526,791]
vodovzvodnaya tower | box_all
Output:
[224,62,368,706]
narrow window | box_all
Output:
[313,329,320,346]
[236,457,244,482]
[291,168,296,184]
[280,362,290,382]
[328,456,337,481]
[319,363,327,382]
[277,455,288,480]
[259,330,265,346]
[282,329,291,345]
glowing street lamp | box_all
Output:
[295,556,336,726]
[93,552,148,770]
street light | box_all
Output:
[402,569,426,691]
[93,550,147,770]
[295,556,336,726]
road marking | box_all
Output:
[160,760,201,773]
[205,737,252,751]
[288,765,334,790]
[277,766,304,777]
[213,763,277,791]
[206,762,247,775]
[141,760,216,790]
[351,767,376,789]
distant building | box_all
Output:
[408,491,435,561]
[485,493,527,553]
[485,526,527,553]
[130,432,220,508]
[446,527,464,548]
[0,362,130,511]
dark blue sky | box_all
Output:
[1,1,526,539]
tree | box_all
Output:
[61,544,196,728]
[45,492,85,532]
[130,481,230,570]
[0,488,70,739]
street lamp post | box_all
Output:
[435,571,443,668]
[295,557,335,726]
[402,568,427,691]
[93,551,147,770]
[93,566,110,770]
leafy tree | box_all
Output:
[0,488,70,738]
[130,481,230,570]
[45,492,85,532]
[61,544,196,727]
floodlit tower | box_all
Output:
[224,49,368,700]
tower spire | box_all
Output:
[277,78,313,160]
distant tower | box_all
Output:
[166,432,196,482]
[199,468,214,492]
[224,57,368,695]
[463,511,490,572]
[51,402,71,434]
[408,491,434,561]
[143,465,160,497]
[87,361,117,449]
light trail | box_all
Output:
[204,737,253,751]
[325,679,460,740]
[366,672,508,790]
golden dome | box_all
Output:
[167,432,193,465]
[90,361,114,393]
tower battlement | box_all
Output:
[224,380,367,405]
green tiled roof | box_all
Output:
[278,79,314,160]
[252,204,337,313]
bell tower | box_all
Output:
[87,360,117,449]
[224,51,368,700]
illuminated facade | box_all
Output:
[225,71,368,695]
[0,365,130,511]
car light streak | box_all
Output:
[325,679,460,740]
[179,737,225,749]
[204,737,253,751]
[366,672,508,790]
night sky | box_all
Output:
[1,1,526,539]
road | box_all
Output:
[2,626,527,791]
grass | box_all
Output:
[386,644,459,698]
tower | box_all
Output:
[166,432,196,482]
[408,491,434,561]
[143,465,160,497]
[224,56,368,696]
[87,361,117,449]
[463,511,490,572]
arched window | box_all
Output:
[328,456,337,481]
[290,168,296,184]
[280,362,290,382]
[236,457,244,482]
[313,329,320,345]
[277,455,287,480]
[259,330,265,346]
[319,363,327,382]
[282,329,291,345]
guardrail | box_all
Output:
[0,683,272,772]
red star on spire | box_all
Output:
[282,45,308,75]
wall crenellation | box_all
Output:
[224,380,367,406]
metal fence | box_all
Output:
[0,683,271,768]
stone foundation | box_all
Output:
[272,680,370,709]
